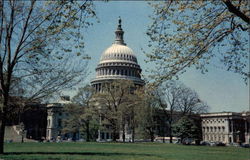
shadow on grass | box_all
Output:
[4,152,155,157]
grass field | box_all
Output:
[0,142,249,160]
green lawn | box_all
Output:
[0,142,249,160]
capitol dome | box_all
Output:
[100,44,137,64]
[91,18,144,90]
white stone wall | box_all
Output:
[202,116,230,143]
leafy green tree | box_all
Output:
[146,1,249,83]
[153,80,208,143]
[62,104,99,142]
[172,116,200,143]
[0,0,96,153]
[134,85,157,142]
[92,80,136,142]
[63,85,98,141]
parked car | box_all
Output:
[182,138,195,145]
[209,142,216,146]
[215,142,226,146]
[200,141,210,146]
[241,143,250,148]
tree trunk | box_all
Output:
[122,123,125,143]
[112,128,117,142]
[162,125,165,143]
[86,121,90,142]
[0,114,6,154]
[150,131,154,142]
[0,103,7,154]
[132,126,135,143]
[169,121,173,143]
[21,134,24,143]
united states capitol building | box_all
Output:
[45,18,250,144]
[90,17,144,141]
[6,18,249,145]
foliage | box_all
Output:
[134,86,157,141]
[173,116,199,141]
[63,85,98,141]
[0,0,96,153]
[155,81,209,115]
[152,80,208,142]
[146,0,249,83]
[72,85,94,106]
[91,80,137,142]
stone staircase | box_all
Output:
[4,126,36,142]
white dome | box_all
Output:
[91,18,144,87]
[100,44,138,64]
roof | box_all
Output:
[100,44,138,64]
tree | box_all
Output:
[172,116,200,144]
[92,80,136,142]
[153,80,208,143]
[65,85,98,142]
[62,103,99,142]
[177,87,209,116]
[0,0,96,154]
[134,85,157,142]
[146,1,249,83]
[153,81,181,143]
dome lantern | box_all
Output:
[114,17,126,45]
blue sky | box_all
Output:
[80,1,249,112]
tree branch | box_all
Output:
[223,0,250,24]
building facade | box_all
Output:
[201,112,250,144]
[46,96,80,141]
[91,18,144,141]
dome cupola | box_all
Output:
[91,18,145,89]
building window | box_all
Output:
[210,127,213,132]
[218,127,221,132]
